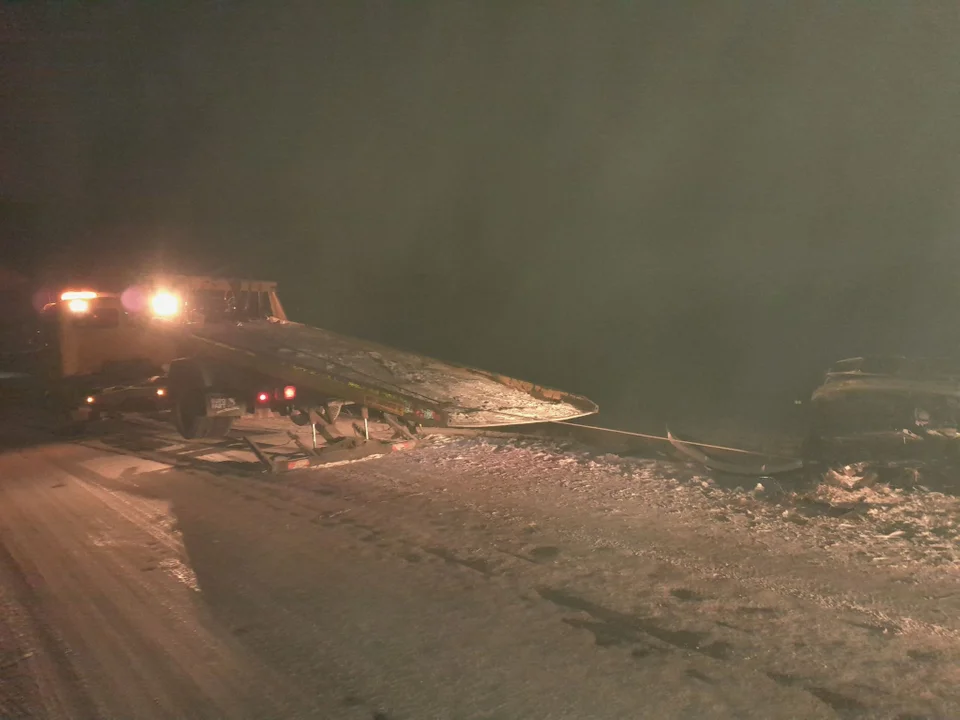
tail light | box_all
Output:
[257,392,270,404]
[283,385,296,400]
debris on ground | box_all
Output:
[823,463,877,491]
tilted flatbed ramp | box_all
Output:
[178,319,598,427]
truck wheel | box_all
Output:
[169,359,234,440]
[174,387,207,439]
[206,417,235,437]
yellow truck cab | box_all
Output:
[39,277,287,381]
[36,290,177,419]
[37,277,288,425]
[40,291,176,379]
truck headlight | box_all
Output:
[150,291,180,317]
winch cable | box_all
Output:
[559,422,803,462]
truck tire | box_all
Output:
[206,416,235,437]
[169,359,235,439]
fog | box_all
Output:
[3,1,960,430]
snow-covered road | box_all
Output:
[0,418,957,718]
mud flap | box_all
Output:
[205,394,242,418]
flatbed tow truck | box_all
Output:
[29,275,944,478]
[32,274,598,472]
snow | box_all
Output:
[398,434,960,577]
[269,431,960,716]
[189,320,594,426]
[3,412,958,717]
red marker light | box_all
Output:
[283,385,296,400]
[257,392,270,404]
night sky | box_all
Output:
[3,2,960,430]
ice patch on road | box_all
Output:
[78,454,171,479]
[194,450,256,463]
[306,454,386,470]
[158,558,200,592]
[69,461,203,593]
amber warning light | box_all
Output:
[283,386,296,400]
[61,291,97,301]
[61,290,97,314]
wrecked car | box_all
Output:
[667,356,960,476]
[806,356,960,463]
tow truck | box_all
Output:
[33,275,598,467]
